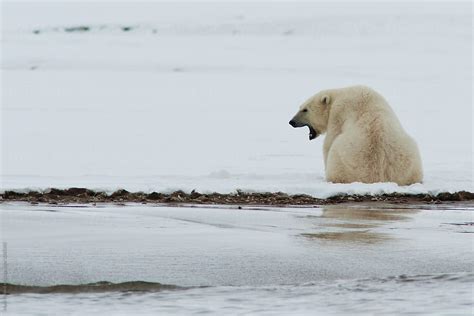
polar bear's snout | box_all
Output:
[289,116,319,141]
[289,112,307,128]
[289,119,302,127]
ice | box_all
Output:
[1,2,472,197]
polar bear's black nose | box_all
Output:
[289,120,297,127]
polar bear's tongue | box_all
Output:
[308,125,318,140]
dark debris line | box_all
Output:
[1,188,473,206]
[0,281,179,294]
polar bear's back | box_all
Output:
[325,86,423,185]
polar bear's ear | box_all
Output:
[321,95,331,105]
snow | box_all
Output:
[1,2,472,197]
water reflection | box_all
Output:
[320,207,417,221]
[301,230,390,244]
[300,206,418,244]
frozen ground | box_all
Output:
[1,2,473,197]
[1,202,473,314]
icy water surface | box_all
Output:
[1,202,473,315]
[4,273,473,315]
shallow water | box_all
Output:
[1,202,473,315]
[3,273,473,315]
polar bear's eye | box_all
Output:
[302,109,308,113]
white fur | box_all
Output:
[290,85,423,185]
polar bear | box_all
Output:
[289,85,422,185]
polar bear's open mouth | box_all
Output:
[307,125,318,140]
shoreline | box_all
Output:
[1,188,473,206]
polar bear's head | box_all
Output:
[289,91,331,140]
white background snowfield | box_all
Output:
[1,2,472,197]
